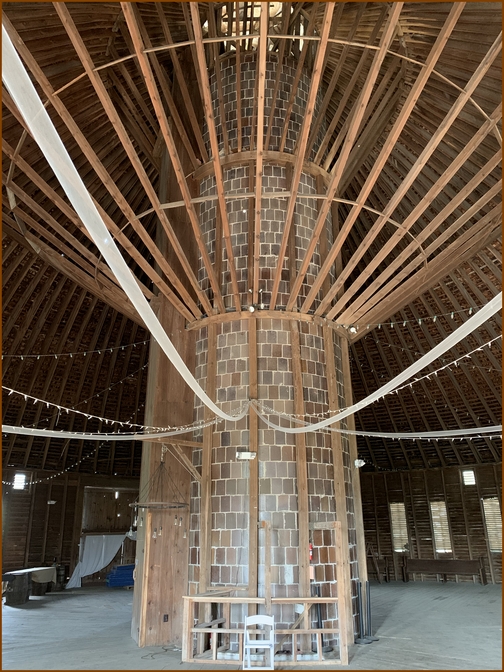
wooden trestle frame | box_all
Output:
[182,521,349,667]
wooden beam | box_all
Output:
[285,3,404,312]
[277,7,318,154]
[122,2,224,315]
[251,3,269,304]
[2,215,142,325]
[166,444,201,483]
[3,15,200,321]
[343,147,502,325]
[304,2,362,159]
[359,208,501,327]
[329,104,502,323]
[333,521,349,666]
[208,6,229,156]
[234,1,243,153]
[200,323,216,593]
[189,2,242,313]
[50,5,209,317]
[155,3,208,163]
[323,29,501,321]
[248,319,259,606]
[340,337,368,597]
[316,6,389,169]
[302,4,465,316]
[323,325,354,645]
[264,3,292,152]
[269,2,334,309]
[289,320,310,650]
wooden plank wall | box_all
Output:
[2,468,139,576]
[360,464,502,583]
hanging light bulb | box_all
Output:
[152,528,157,539]
[158,526,162,537]
[174,515,178,525]
[139,516,143,527]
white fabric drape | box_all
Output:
[66,534,126,589]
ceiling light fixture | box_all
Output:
[348,325,358,334]
[236,451,256,460]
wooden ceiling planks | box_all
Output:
[2,2,501,476]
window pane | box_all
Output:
[390,502,409,552]
[430,501,452,553]
[13,473,26,490]
[482,498,502,552]
[462,470,476,485]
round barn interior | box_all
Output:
[2,1,502,665]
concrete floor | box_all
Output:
[2,581,501,670]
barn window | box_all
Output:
[462,470,476,485]
[12,473,27,490]
[429,501,452,553]
[390,502,409,552]
[482,498,502,552]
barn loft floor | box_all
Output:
[2,581,501,671]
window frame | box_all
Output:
[481,497,502,553]
[429,500,452,554]
[389,501,409,553]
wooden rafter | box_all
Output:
[268,2,334,309]
[3,14,201,322]
[286,2,404,312]
[324,44,502,322]
[121,2,225,315]
[303,4,466,316]
[52,4,211,316]
[189,1,242,313]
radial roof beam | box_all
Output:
[324,32,502,322]
[52,3,212,317]
[264,2,292,152]
[268,2,334,309]
[345,159,502,325]
[251,2,269,304]
[300,3,465,316]
[189,2,242,313]
[360,207,501,329]
[122,2,226,315]
[154,2,208,163]
[3,14,202,321]
[286,2,404,312]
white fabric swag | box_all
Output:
[66,534,126,589]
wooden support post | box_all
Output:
[341,336,367,634]
[41,483,52,564]
[248,319,259,613]
[57,475,68,562]
[290,320,310,651]
[334,521,349,666]
[263,520,272,615]
[24,482,36,567]
[131,139,196,645]
[198,322,216,651]
[324,326,354,644]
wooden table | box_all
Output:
[2,567,57,605]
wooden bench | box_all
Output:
[402,557,487,585]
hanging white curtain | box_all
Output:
[66,534,126,589]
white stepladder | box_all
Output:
[243,614,275,670]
